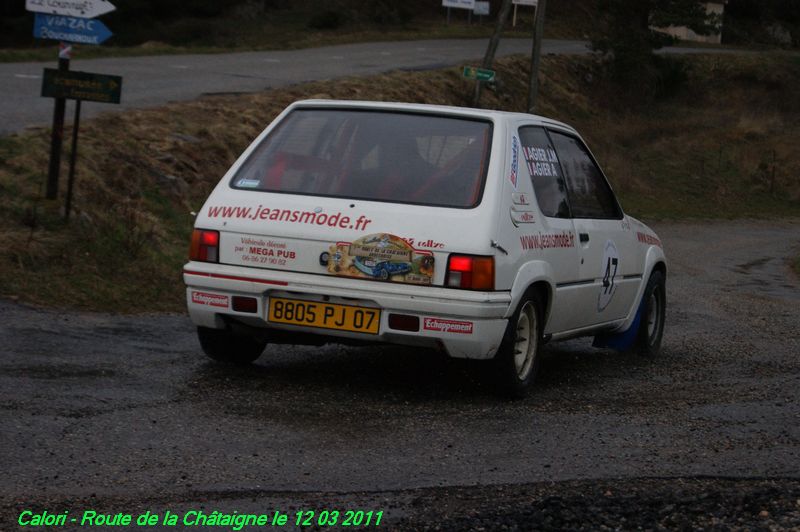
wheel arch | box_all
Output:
[615,247,667,333]
[507,260,555,328]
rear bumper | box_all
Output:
[183,262,512,359]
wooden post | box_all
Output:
[46,45,71,199]
[64,99,82,221]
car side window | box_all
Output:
[518,126,570,218]
[548,131,620,219]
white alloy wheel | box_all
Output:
[646,292,659,340]
[513,301,538,381]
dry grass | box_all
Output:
[0,52,798,311]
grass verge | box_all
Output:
[0,52,798,312]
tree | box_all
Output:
[472,0,514,107]
[592,0,720,79]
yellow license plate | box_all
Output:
[267,297,381,335]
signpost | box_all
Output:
[442,0,475,8]
[474,1,490,17]
[28,0,118,219]
[512,0,538,27]
[442,0,475,25]
[42,69,122,104]
[26,0,116,18]
[40,69,123,220]
[463,66,496,82]
[33,14,114,45]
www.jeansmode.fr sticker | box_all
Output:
[325,233,434,285]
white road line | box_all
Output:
[330,55,344,60]
[14,74,41,79]
[264,58,281,63]
[380,51,392,56]
[171,65,189,69]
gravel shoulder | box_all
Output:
[1,220,799,529]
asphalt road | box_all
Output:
[0,38,751,136]
[0,39,590,135]
[2,220,799,529]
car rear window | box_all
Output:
[231,109,493,208]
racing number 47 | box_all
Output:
[602,257,618,294]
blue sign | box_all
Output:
[33,14,113,45]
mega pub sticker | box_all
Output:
[324,233,434,285]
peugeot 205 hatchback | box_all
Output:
[184,100,667,397]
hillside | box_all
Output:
[0,52,798,311]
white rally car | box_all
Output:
[184,100,666,397]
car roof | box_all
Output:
[287,99,578,134]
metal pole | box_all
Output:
[527,0,547,113]
[64,99,81,221]
[513,4,518,27]
[447,7,451,25]
[45,44,70,200]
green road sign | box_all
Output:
[41,68,122,104]
[463,66,496,82]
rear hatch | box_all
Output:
[196,105,500,288]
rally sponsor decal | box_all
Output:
[206,204,373,232]
[423,318,474,334]
[511,210,536,225]
[509,135,520,188]
[636,231,663,248]
[191,291,229,308]
[403,237,445,250]
[233,236,297,267]
[325,233,434,285]
[235,178,261,188]
[520,231,575,250]
[512,192,531,205]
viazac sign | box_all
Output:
[33,13,113,45]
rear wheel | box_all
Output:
[493,295,543,399]
[197,326,266,365]
[635,270,666,356]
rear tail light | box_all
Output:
[190,229,219,263]
[446,255,494,290]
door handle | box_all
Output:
[579,233,590,243]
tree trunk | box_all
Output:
[527,0,548,113]
[472,0,514,107]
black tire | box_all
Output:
[378,268,390,281]
[635,270,666,357]
[197,326,266,365]
[492,293,543,399]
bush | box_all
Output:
[652,56,690,99]
[308,10,347,30]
